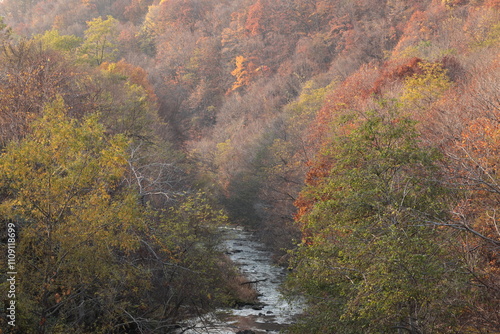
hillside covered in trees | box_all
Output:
[0,0,499,333]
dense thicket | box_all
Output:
[0,0,499,333]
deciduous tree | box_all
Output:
[288,105,467,333]
[0,97,142,332]
[0,97,236,333]
[79,15,119,65]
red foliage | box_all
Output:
[294,65,380,226]
[293,157,332,222]
[370,57,423,96]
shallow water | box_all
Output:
[175,226,303,334]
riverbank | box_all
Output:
[175,226,303,334]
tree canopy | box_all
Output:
[0,0,499,332]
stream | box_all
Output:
[176,226,303,334]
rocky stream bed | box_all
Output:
[175,226,303,334]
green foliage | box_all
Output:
[0,97,232,333]
[2,0,499,331]
[97,73,159,139]
[261,79,333,184]
[137,4,161,56]
[286,80,332,127]
[34,29,82,54]
[287,104,467,333]
[153,192,236,305]
[0,16,12,42]
[79,16,120,66]
[258,79,333,224]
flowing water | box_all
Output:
[176,226,303,334]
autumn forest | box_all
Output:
[0,0,499,333]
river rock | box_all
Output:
[236,330,255,334]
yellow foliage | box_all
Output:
[401,61,451,109]
[0,97,149,330]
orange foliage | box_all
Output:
[245,0,265,36]
[393,4,448,56]
[228,55,262,93]
[484,0,500,8]
[294,65,380,224]
[453,114,500,328]
[441,57,500,330]
[311,64,379,146]
[81,0,97,11]
[293,67,379,224]
[100,60,157,101]
[293,157,332,222]
[457,114,500,241]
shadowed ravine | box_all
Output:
[176,226,303,334]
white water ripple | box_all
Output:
[176,226,303,334]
